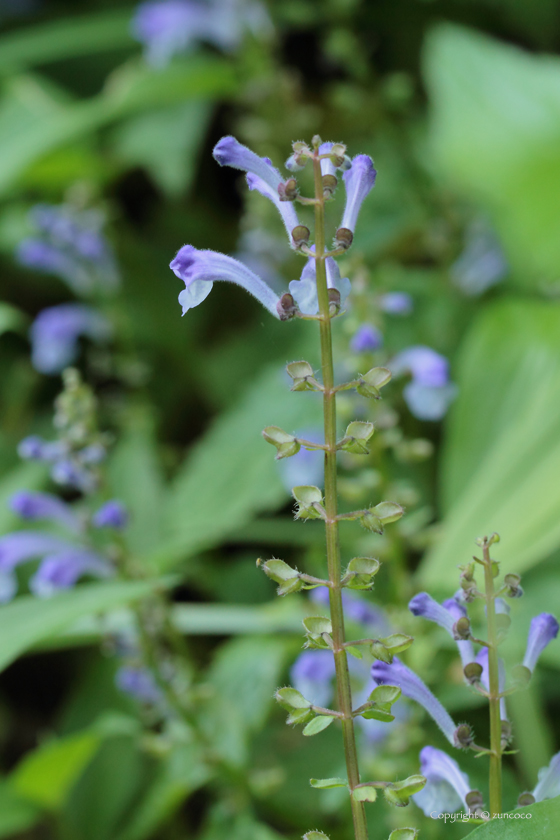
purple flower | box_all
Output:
[93,500,129,530]
[30,548,112,598]
[17,436,65,462]
[30,304,111,375]
[9,491,82,533]
[475,648,508,720]
[116,665,163,704]
[409,593,475,668]
[391,346,457,422]
[319,142,337,178]
[372,658,459,747]
[522,613,559,673]
[17,435,104,495]
[132,1,210,66]
[213,136,284,194]
[0,531,111,600]
[533,752,560,802]
[340,155,376,234]
[290,650,336,707]
[451,220,507,296]
[17,204,119,295]
[288,254,351,315]
[379,292,413,316]
[170,246,281,317]
[413,746,473,816]
[350,324,383,353]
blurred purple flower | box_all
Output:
[277,429,323,491]
[340,155,376,235]
[379,292,413,316]
[30,304,112,375]
[391,346,457,421]
[290,650,336,707]
[18,435,106,495]
[9,490,82,533]
[310,587,388,630]
[451,220,507,296]
[413,746,473,816]
[350,324,383,353]
[409,592,475,668]
[93,500,129,530]
[116,665,163,703]
[522,613,559,673]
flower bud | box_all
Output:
[453,723,474,749]
[291,225,310,249]
[285,153,307,172]
[463,662,483,685]
[277,293,298,320]
[334,227,353,250]
[278,178,298,201]
[311,134,322,149]
[517,792,536,807]
[453,616,471,640]
[322,174,338,198]
[465,790,484,812]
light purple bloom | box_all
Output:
[413,746,472,816]
[289,253,351,315]
[17,435,104,495]
[170,245,280,317]
[533,752,560,802]
[30,304,111,375]
[30,548,112,598]
[340,155,376,234]
[93,500,129,530]
[0,532,71,572]
[291,650,336,707]
[9,491,82,533]
[409,593,475,668]
[451,220,507,296]
[132,1,210,66]
[475,648,508,720]
[379,292,413,316]
[403,382,458,421]
[391,346,449,388]
[350,324,383,353]
[522,613,559,673]
[372,658,459,747]
[116,665,163,703]
[213,136,284,194]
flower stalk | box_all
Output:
[312,143,369,840]
[481,537,502,816]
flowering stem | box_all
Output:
[312,149,369,840]
[482,541,502,816]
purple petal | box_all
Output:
[522,613,559,673]
[30,305,111,375]
[131,1,209,66]
[413,746,472,816]
[9,491,82,533]
[170,245,280,317]
[379,292,413,315]
[350,324,383,353]
[391,346,449,387]
[30,548,113,598]
[403,382,458,422]
[290,650,335,707]
[340,155,376,233]
[533,751,560,802]
[213,136,284,194]
[0,532,72,572]
[93,500,129,530]
[246,172,300,247]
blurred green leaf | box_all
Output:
[0,781,41,838]
[420,300,560,591]
[425,24,560,285]
[0,578,157,673]
[0,302,26,335]
[464,796,560,837]
[151,364,322,570]
[12,731,100,810]
[0,10,134,73]
[111,100,212,195]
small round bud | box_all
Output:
[311,134,322,149]
[334,227,353,250]
[278,178,298,201]
[277,293,298,321]
[463,662,483,685]
[322,174,338,198]
[453,723,474,749]
[453,616,471,640]
[517,792,536,807]
[465,790,484,810]
[328,288,341,315]
[291,225,310,249]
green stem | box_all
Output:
[483,542,502,816]
[313,151,369,840]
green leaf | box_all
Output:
[464,796,560,838]
[309,778,347,789]
[419,300,560,590]
[0,11,134,73]
[151,364,321,570]
[12,731,100,810]
[368,685,402,705]
[378,634,414,654]
[352,785,378,803]
[425,24,560,286]
[303,616,332,637]
[0,781,41,838]
[302,716,335,736]
[0,578,156,673]
[388,830,418,840]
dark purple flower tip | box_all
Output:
[93,500,129,530]
[350,324,383,353]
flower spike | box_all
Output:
[170,246,281,318]
[409,592,475,668]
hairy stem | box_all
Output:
[483,542,502,816]
[313,151,369,840]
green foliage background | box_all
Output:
[1,1,560,839]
